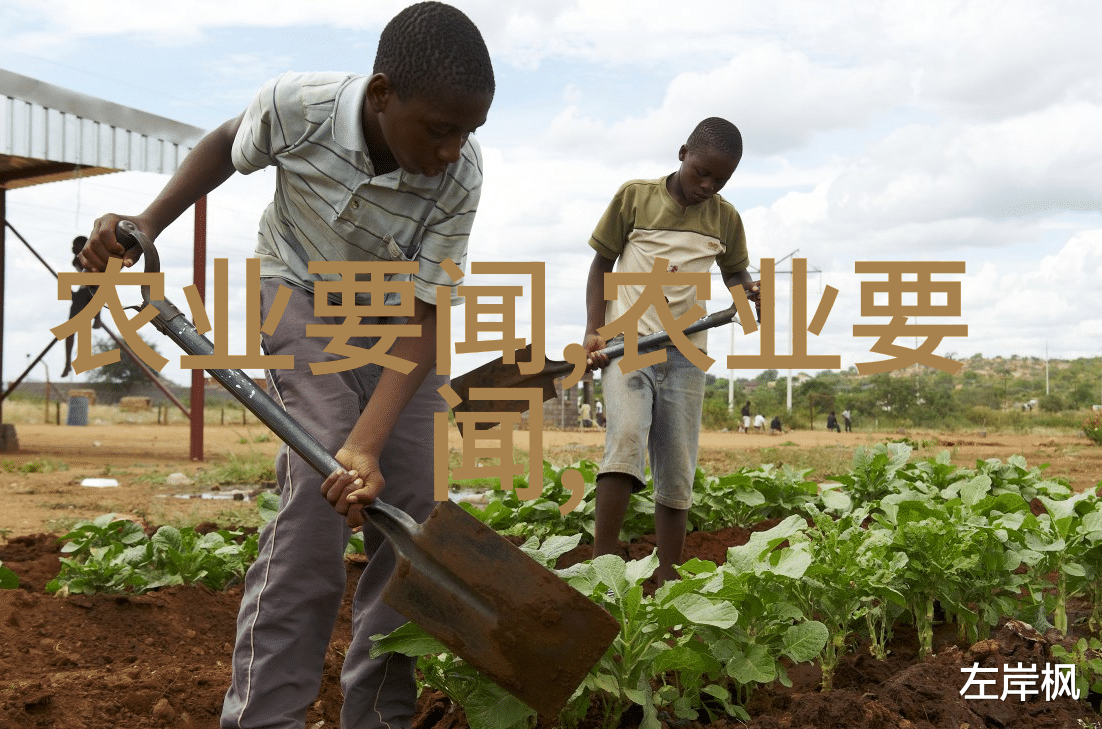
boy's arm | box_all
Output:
[80,113,245,272]
[583,251,617,370]
[321,295,438,527]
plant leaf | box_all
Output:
[782,621,829,663]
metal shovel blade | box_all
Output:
[368,499,619,716]
[450,344,566,429]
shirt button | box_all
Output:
[350,199,360,210]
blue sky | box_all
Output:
[3,0,1101,397]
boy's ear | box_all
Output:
[366,73,393,113]
[677,144,689,162]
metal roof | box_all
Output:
[0,67,206,189]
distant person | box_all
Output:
[842,407,852,432]
[826,410,841,432]
[580,401,593,428]
[753,413,766,433]
[61,235,102,378]
[740,400,751,433]
[770,415,783,434]
[595,399,605,428]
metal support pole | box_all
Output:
[190,198,207,460]
[1,188,6,425]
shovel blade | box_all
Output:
[450,345,568,433]
[380,500,619,716]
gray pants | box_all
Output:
[221,281,445,729]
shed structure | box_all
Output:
[0,67,208,455]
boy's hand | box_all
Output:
[583,332,609,370]
[736,279,762,321]
[740,279,762,302]
[321,448,385,529]
[82,214,149,272]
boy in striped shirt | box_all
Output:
[82,4,494,727]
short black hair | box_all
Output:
[686,117,743,162]
[374,2,495,100]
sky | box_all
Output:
[2,0,1101,399]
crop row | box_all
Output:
[392,444,1102,728]
[4,444,1100,728]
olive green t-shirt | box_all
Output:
[589,175,749,353]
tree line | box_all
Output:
[701,355,1102,432]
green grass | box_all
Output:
[193,452,275,487]
[1,458,69,474]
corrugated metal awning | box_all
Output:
[0,68,206,189]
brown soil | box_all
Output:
[1,422,1101,728]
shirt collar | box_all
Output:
[332,75,370,153]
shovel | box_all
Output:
[450,289,757,431]
[113,221,619,717]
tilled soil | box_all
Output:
[2,524,1100,729]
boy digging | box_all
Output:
[80,4,494,728]
[584,117,756,587]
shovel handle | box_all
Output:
[596,305,741,361]
[113,222,410,525]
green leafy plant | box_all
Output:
[372,454,1102,724]
[373,622,535,729]
[972,455,1072,502]
[144,526,256,590]
[871,495,975,660]
[558,551,736,728]
[256,490,280,523]
[1071,501,1102,634]
[46,514,257,595]
[0,562,19,589]
[1083,410,1102,445]
[459,460,606,542]
[792,509,905,687]
[1051,637,1102,701]
[832,442,912,503]
[1019,491,1102,634]
[374,533,825,729]
[724,515,842,691]
[692,465,820,531]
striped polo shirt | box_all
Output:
[231,71,483,307]
[589,176,749,353]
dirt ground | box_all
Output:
[2,421,1100,537]
[1,421,1101,728]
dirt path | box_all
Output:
[2,422,1100,537]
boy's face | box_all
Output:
[670,144,740,207]
[367,75,492,177]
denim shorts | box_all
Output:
[598,346,706,510]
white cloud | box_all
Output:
[4,0,1102,392]
[540,43,903,164]
[880,0,1102,119]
